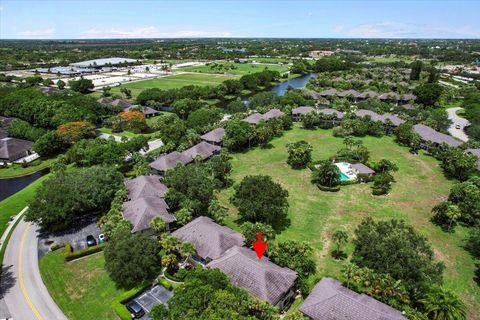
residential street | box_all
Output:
[0,218,67,320]
[447,107,470,142]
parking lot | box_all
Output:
[133,284,173,319]
[37,219,102,257]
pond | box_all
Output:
[0,168,49,201]
[270,73,317,96]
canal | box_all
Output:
[0,168,49,201]
[270,73,317,96]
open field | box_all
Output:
[177,62,290,76]
[110,73,236,98]
[217,126,480,318]
[39,251,125,320]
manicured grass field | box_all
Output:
[217,126,480,318]
[177,62,290,76]
[97,127,156,140]
[0,158,56,178]
[111,73,236,98]
[39,251,126,320]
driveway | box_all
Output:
[37,218,102,257]
[133,284,173,319]
[446,107,470,142]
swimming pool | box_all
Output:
[339,172,350,181]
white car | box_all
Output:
[455,124,461,129]
[98,233,106,243]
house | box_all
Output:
[292,106,315,122]
[413,124,463,149]
[0,137,34,162]
[379,92,400,103]
[182,141,221,161]
[318,88,338,97]
[399,93,417,104]
[299,278,407,320]
[200,127,225,145]
[243,112,264,125]
[97,97,113,105]
[337,89,360,101]
[123,105,159,118]
[149,151,192,175]
[354,110,405,131]
[207,246,297,309]
[125,175,168,201]
[357,90,379,100]
[465,148,480,171]
[111,99,132,109]
[262,109,285,121]
[172,216,245,265]
[122,196,175,233]
[318,108,344,126]
[401,103,416,110]
[351,163,375,177]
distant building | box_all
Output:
[300,278,407,320]
[70,57,138,69]
[200,127,225,145]
[309,50,335,58]
[413,124,463,149]
[292,106,315,122]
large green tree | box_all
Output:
[230,175,289,225]
[352,218,444,294]
[287,140,313,169]
[104,229,161,288]
[26,166,123,231]
[311,160,340,187]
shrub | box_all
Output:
[372,187,387,195]
[111,284,150,320]
[318,185,341,192]
[64,243,104,262]
[159,278,174,290]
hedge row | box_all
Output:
[63,242,105,262]
[159,278,173,290]
[317,185,341,192]
[372,187,388,195]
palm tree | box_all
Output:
[332,230,348,259]
[159,234,180,255]
[179,242,196,264]
[150,216,166,234]
[419,286,466,320]
[341,262,359,289]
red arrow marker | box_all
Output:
[252,232,268,260]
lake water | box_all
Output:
[0,168,48,201]
[270,73,317,96]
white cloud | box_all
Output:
[16,28,55,38]
[332,21,480,38]
[0,7,4,11]
[81,26,232,39]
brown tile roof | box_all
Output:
[351,163,375,175]
[125,175,168,200]
[182,141,221,161]
[0,137,33,161]
[122,196,175,233]
[111,99,132,108]
[123,106,159,116]
[149,151,192,172]
[200,128,225,144]
[262,108,285,120]
[172,216,245,261]
[318,108,344,119]
[300,278,407,320]
[413,124,463,147]
[207,246,297,305]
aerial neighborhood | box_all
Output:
[0,1,480,320]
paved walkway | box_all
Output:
[446,107,470,142]
[1,217,67,320]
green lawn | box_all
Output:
[0,157,55,178]
[111,73,236,98]
[0,173,49,236]
[97,127,156,140]
[217,126,480,318]
[178,62,289,76]
[40,251,126,320]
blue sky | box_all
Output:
[1,0,479,39]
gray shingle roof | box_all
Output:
[262,108,285,120]
[351,163,375,175]
[357,90,379,99]
[299,278,407,320]
[112,99,132,108]
[182,141,221,161]
[200,128,225,144]
[149,151,192,172]
[355,110,404,126]
[401,93,417,101]
[0,137,33,161]
[122,196,175,233]
[319,108,344,119]
[97,97,113,105]
[318,88,338,96]
[125,175,168,200]
[207,246,297,305]
[292,106,315,115]
[123,106,159,116]
[337,89,360,98]
[172,216,245,261]
[379,92,400,101]
[243,112,264,125]
[401,104,415,110]
[413,124,463,147]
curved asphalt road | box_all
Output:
[447,107,470,142]
[1,218,67,320]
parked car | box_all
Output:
[98,233,106,244]
[455,124,461,129]
[86,235,97,247]
[126,301,145,319]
